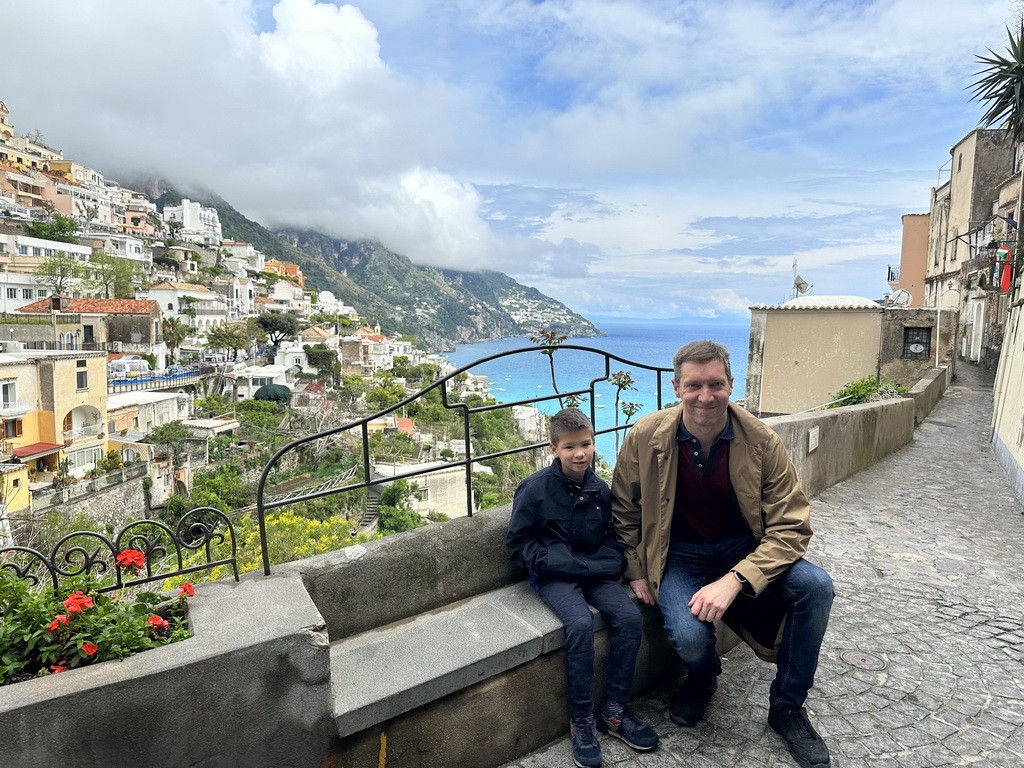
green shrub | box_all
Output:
[828,376,908,408]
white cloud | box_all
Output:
[0,0,1010,321]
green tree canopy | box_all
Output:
[971,24,1024,142]
[304,343,341,384]
[34,250,83,295]
[206,323,249,359]
[24,212,79,244]
[81,252,138,299]
[256,313,300,346]
[162,317,192,362]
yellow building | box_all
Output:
[1,350,109,488]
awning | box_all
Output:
[13,442,64,460]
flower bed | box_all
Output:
[0,550,193,686]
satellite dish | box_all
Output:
[793,274,810,295]
[892,288,912,306]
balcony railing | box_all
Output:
[254,344,674,575]
[0,399,29,418]
[887,265,900,283]
[63,423,104,442]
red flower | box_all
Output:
[46,614,70,633]
[115,549,146,571]
[50,664,68,674]
[62,591,94,613]
[81,642,99,656]
[147,615,169,630]
[179,583,195,597]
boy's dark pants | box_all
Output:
[537,578,643,714]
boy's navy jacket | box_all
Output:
[506,459,626,584]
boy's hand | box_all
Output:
[630,579,655,606]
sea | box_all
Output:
[435,319,751,466]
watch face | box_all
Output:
[909,343,924,353]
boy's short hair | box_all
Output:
[672,339,732,381]
[549,408,594,446]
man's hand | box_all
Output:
[688,573,743,623]
[630,579,656,606]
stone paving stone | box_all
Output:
[501,365,1024,767]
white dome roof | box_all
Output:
[781,295,881,308]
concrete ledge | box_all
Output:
[0,573,336,768]
[908,366,951,425]
[331,582,564,738]
[764,397,916,498]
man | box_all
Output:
[611,340,834,768]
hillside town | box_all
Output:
[0,98,553,548]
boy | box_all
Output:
[507,408,659,768]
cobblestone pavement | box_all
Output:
[503,364,1024,768]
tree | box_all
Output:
[166,219,185,244]
[162,317,192,362]
[257,313,300,347]
[143,421,194,466]
[304,344,341,384]
[81,252,138,299]
[377,479,425,535]
[206,323,249,360]
[971,24,1024,142]
[24,212,79,244]
[34,250,84,295]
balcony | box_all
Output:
[62,423,104,444]
[887,264,900,284]
[0,400,29,419]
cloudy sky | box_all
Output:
[2,0,1016,321]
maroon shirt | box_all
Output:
[671,415,746,542]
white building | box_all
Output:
[220,241,265,274]
[145,281,229,334]
[314,290,359,321]
[162,198,223,246]
[224,364,296,401]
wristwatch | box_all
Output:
[730,570,747,586]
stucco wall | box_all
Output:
[992,303,1024,506]
[879,308,956,385]
[751,308,882,415]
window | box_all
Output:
[3,419,22,438]
[77,370,88,389]
[6,288,15,299]
[903,327,932,359]
[17,245,27,255]
[21,288,32,299]
[32,247,41,257]
[1,381,15,405]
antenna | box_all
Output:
[790,259,812,299]
[892,288,912,307]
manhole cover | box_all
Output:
[840,651,887,671]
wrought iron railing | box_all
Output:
[0,507,239,594]
[255,344,673,575]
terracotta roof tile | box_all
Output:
[18,298,158,314]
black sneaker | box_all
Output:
[597,707,659,751]
[569,714,602,768]
[669,675,718,726]
[768,706,830,768]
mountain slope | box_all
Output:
[126,178,602,349]
[278,229,603,349]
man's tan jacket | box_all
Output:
[610,401,813,601]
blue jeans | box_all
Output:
[659,534,834,709]
[537,579,643,714]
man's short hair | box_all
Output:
[672,339,732,381]
[549,407,594,446]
